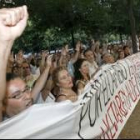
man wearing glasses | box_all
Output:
[0,6,53,121]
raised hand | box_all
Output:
[0,6,28,42]
[61,47,67,56]
[42,50,49,59]
[95,41,100,47]
[75,41,81,52]
[46,55,53,68]
[65,44,69,53]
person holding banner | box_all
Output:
[102,53,115,64]
[74,59,90,95]
[0,6,28,122]
[84,49,99,77]
[3,54,53,119]
[52,67,78,102]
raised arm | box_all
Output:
[31,55,53,102]
[71,41,81,64]
[40,50,49,74]
[58,47,67,67]
[0,6,28,121]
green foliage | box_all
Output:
[0,0,140,52]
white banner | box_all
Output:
[0,53,140,139]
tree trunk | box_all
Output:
[120,33,123,44]
[127,0,138,53]
[71,29,75,48]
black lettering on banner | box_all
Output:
[91,79,103,113]
[133,75,140,97]
[111,65,125,84]
[89,91,98,127]
[78,80,100,139]
[78,55,140,139]
[124,60,132,76]
[99,74,110,106]
[105,68,118,96]
[117,62,128,80]
[128,78,137,102]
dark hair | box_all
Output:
[123,45,129,50]
[30,58,36,67]
[74,59,87,81]
[83,49,92,56]
[6,73,20,82]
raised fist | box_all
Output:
[0,6,28,42]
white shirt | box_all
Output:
[35,93,55,104]
[88,61,98,77]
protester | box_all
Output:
[0,5,28,122]
[102,53,115,64]
[3,55,53,119]
[22,61,39,88]
[52,67,78,102]
[118,50,125,60]
[59,41,81,78]
[123,45,131,58]
[74,59,90,95]
[84,49,99,77]
[0,4,136,124]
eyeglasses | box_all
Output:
[23,67,30,69]
[8,86,31,99]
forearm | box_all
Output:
[58,55,64,66]
[71,51,80,64]
[40,57,46,74]
[32,66,50,102]
[0,41,14,121]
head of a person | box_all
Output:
[99,48,103,55]
[30,58,36,67]
[36,58,41,68]
[74,59,89,81]
[113,45,119,52]
[102,53,115,64]
[84,49,95,63]
[52,67,73,90]
[118,50,125,60]
[18,50,24,58]
[4,73,33,118]
[12,65,20,76]
[123,45,131,56]
[22,62,31,77]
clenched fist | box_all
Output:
[0,6,28,42]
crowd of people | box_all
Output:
[0,6,134,122]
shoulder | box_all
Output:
[76,80,85,89]
[56,94,67,102]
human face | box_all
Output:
[104,54,115,64]
[22,63,31,76]
[85,51,95,63]
[79,61,89,75]
[5,78,32,117]
[57,70,73,89]
[119,51,125,59]
[124,47,130,55]
[13,67,19,75]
